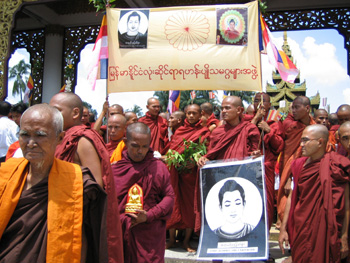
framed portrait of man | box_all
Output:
[197,157,268,261]
[118,10,150,49]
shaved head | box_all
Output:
[109,104,124,116]
[314,109,328,126]
[293,96,310,106]
[147,97,159,105]
[329,113,339,126]
[337,104,350,124]
[172,111,185,122]
[108,114,126,126]
[223,96,242,108]
[338,121,350,154]
[301,124,328,159]
[125,111,138,125]
[246,104,255,115]
[304,124,329,142]
[338,121,350,136]
[50,92,83,117]
[200,102,214,115]
[126,122,151,141]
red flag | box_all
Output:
[209,91,215,99]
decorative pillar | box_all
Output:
[42,25,64,103]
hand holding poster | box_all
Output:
[107,1,261,93]
[198,157,268,261]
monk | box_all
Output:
[200,102,220,132]
[279,124,349,262]
[197,96,260,233]
[277,96,315,223]
[250,92,284,230]
[138,98,168,153]
[166,104,210,252]
[81,106,90,126]
[314,109,336,151]
[124,111,138,126]
[106,114,127,162]
[246,104,255,115]
[112,123,174,263]
[166,110,185,143]
[0,104,108,262]
[49,92,123,263]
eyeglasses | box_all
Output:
[300,137,320,144]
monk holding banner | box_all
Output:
[139,98,168,153]
[0,104,108,262]
[279,124,350,262]
[166,104,210,252]
[49,92,123,263]
[112,122,174,263]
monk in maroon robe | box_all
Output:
[248,93,284,230]
[200,102,220,132]
[106,114,127,157]
[279,125,349,262]
[277,96,315,223]
[196,96,260,233]
[50,92,123,263]
[139,98,168,153]
[112,123,174,263]
[166,104,210,252]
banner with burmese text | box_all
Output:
[106,0,261,93]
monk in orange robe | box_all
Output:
[139,98,168,153]
[0,104,108,262]
[196,96,260,233]
[277,96,315,222]
[166,104,210,252]
[106,114,127,161]
[279,125,349,262]
[50,92,123,263]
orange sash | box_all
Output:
[110,140,126,163]
[0,158,83,263]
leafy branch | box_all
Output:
[89,0,117,12]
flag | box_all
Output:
[223,90,228,99]
[209,91,215,99]
[190,91,196,100]
[87,15,108,90]
[260,15,299,83]
[322,98,327,108]
[60,84,66,93]
[266,109,282,122]
[167,90,181,114]
[23,74,34,103]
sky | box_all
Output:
[6,28,350,116]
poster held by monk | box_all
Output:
[106,0,262,93]
[197,157,268,261]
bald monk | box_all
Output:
[249,92,284,230]
[279,125,350,262]
[0,104,108,262]
[112,123,174,263]
[334,105,350,156]
[107,114,127,163]
[166,110,185,144]
[197,96,260,233]
[314,109,336,151]
[277,96,315,223]
[200,102,220,132]
[246,104,255,115]
[166,104,210,252]
[49,92,123,263]
[139,98,168,153]
[124,111,138,126]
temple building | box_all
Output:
[266,31,320,115]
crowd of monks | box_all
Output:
[1,91,350,263]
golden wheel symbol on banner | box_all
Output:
[165,11,210,51]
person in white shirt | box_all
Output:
[0,101,18,163]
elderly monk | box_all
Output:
[197,96,260,233]
[248,92,284,230]
[49,92,123,263]
[277,96,315,223]
[139,98,168,153]
[0,104,108,262]
[314,109,336,151]
[107,114,127,163]
[166,104,210,252]
[279,124,350,262]
[124,111,138,126]
[112,123,174,263]
[200,102,220,132]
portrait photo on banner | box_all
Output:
[197,157,268,261]
[216,7,248,46]
[118,9,149,49]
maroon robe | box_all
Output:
[0,168,108,263]
[206,113,220,128]
[194,120,260,233]
[139,112,168,153]
[55,125,123,263]
[289,152,350,262]
[166,120,210,230]
[112,150,174,263]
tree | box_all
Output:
[224,91,256,105]
[127,105,143,117]
[153,91,169,112]
[8,59,31,102]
